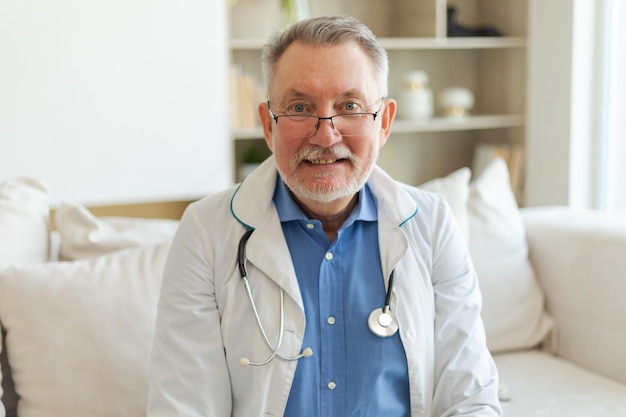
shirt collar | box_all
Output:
[273,176,378,223]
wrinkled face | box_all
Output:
[260,41,395,205]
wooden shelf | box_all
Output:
[381,37,527,50]
[231,127,264,140]
[230,36,527,51]
[231,114,525,139]
[391,114,525,133]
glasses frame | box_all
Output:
[267,98,385,138]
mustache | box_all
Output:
[293,144,355,164]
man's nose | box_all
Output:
[309,116,341,147]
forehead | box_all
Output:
[271,41,379,101]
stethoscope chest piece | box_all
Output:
[368,307,399,337]
[367,269,399,337]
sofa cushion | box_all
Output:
[0,243,168,417]
[522,206,626,385]
[494,350,626,416]
[54,201,178,260]
[468,158,554,353]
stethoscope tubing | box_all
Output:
[237,229,254,279]
[241,275,286,365]
[236,228,397,366]
[238,229,311,366]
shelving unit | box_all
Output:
[228,0,528,199]
[231,36,527,50]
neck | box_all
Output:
[292,193,359,242]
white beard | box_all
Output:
[277,143,379,204]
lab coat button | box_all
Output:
[327,316,336,325]
[325,252,333,261]
[327,381,336,390]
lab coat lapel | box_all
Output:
[230,157,304,311]
[246,216,304,311]
[368,165,418,277]
[378,213,409,279]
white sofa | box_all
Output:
[496,207,626,416]
[2,159,626,417]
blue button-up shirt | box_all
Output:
[274,178,410,417]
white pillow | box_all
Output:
[55,201,178,260]
[468,158,554,353]
[0,178,50,265]
[1,177,50,417]
[0,243,168,417]
[419,167,471,241]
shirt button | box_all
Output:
[327,316,336,325]
[325,252,333,261]
[306,223,314,229]
[327,381,336,390]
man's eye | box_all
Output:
[344,102,359,111]
[292,104,306,113]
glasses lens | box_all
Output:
[276,113,375,138]
[333,114,374,136]
[279,115,318,137]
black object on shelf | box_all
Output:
[447,6,503,37]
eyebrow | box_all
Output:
[279,88,371,103]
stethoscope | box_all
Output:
[237,229,398,367]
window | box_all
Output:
[594,0,626,211]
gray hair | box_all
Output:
[261,15,389,98]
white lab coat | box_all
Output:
[147,157,501,417]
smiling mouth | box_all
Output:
[309,159,340,165]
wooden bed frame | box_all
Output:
[49,198,195,229]
[84,199,194,220]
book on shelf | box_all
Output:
[229,65,265,130]
[473,142,525,200]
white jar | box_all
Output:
[439,87,474,118]
[397,71,434,120]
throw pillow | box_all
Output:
[468,157,554,353]
[55,201,178,260]
[0,243,168,417]
[0,177,50,417]
[0,177,50,265]
[419,167,471,241]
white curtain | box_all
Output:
[594,0,626,211]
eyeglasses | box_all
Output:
[268,99,384,138]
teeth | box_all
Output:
[310,159,337,165]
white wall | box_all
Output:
[0,0,232,205]
[526,0,610,208]
[525,0,575,207]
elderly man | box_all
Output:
[148,15,501,417]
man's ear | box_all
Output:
[258,101,274,150]
[378,98,397,147]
